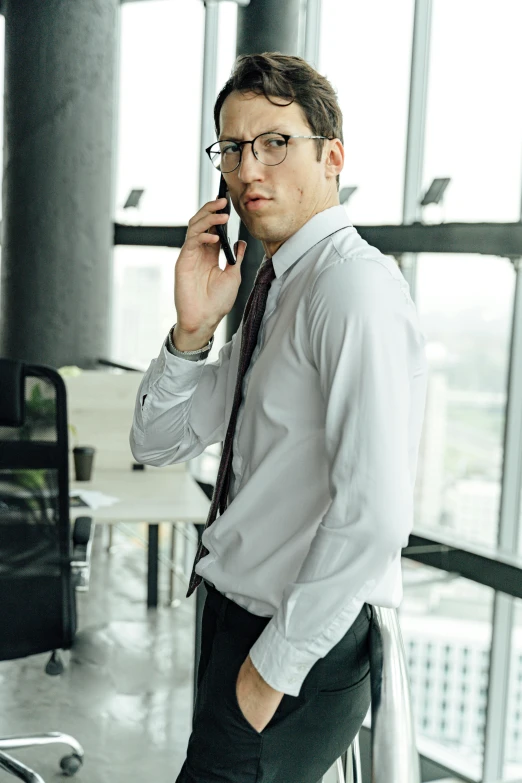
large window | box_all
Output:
[115,0,205,227]
[112,1,238,364]
[400,562,495,776]
[505,599,522,779]
[423,0,522,223]
[519,422,522,559]
[414,253,514,548]
[318,0,415,225]
[111,245,227,370]
[0,15,6,290]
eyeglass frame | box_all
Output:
[205,131,335,173]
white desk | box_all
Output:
[70,465,211,607]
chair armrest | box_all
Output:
[71,516,95,592]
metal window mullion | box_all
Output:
[304,0,321,69]
[482,256,522,781]
[400,0,432,304]
[111,5,122,223]
[198,0,220,210]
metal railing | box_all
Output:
[369,607,420,783]
[321,608,420,783]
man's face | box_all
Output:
[219,91,344,258]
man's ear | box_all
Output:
[324,139,344,180]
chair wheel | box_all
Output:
[45,650,64,676]
[60,754,83,776]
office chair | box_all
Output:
[0,358,95,782]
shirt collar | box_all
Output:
[266,205,353,279]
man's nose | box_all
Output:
[237,142,264,181]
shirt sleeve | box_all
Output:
[248,258,424,696]
[129,329,238,467]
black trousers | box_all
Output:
[175,580,382,783]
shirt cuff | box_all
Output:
[166,329,213,360]
[248,621,320,697]
[153,336,208,380]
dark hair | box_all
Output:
[213,52,343,190]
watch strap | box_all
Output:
[166,325,214,361]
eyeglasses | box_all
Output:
[205,131,334,173]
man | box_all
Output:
[130,52,428,783]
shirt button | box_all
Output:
[298,664,307,671]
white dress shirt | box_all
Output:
[130,204,428,697]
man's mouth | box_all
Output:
[245,197,271,211]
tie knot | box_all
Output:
[256,257,276,287]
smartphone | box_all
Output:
[215,175,236,265]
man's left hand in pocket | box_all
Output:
[235,654,285,733]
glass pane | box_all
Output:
[400,560,494,776]
[209,2,240,217]
[216,2,238,114]
[518,346,522,559]
[0,15,6,297]
[504,598,522,779]
[110,245,227,369]
[318,0,415,224]
[423,1,522,222]
[0,14,4,222]
[115,0,205,226]
[414,254,513,548]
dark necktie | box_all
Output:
[186,256,276,598]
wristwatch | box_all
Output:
[166,324,214,361]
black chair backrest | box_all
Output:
[0,359,76,660]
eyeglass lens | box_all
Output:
[209,132,288,172]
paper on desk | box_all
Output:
[69,489,119,510]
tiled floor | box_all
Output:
[0,524,196,782]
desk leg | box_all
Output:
[193,522,205,712]
[147,523,159,608]
[169,523,176,605]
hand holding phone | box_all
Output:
[173,183,247,336]
[215,175,237,265]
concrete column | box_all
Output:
[236,0,300,56]
[0,0,119,368]
[226,0,301,341]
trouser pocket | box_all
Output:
[310,604,371,694]
[218,632,315,738]
[185,630,263,783]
